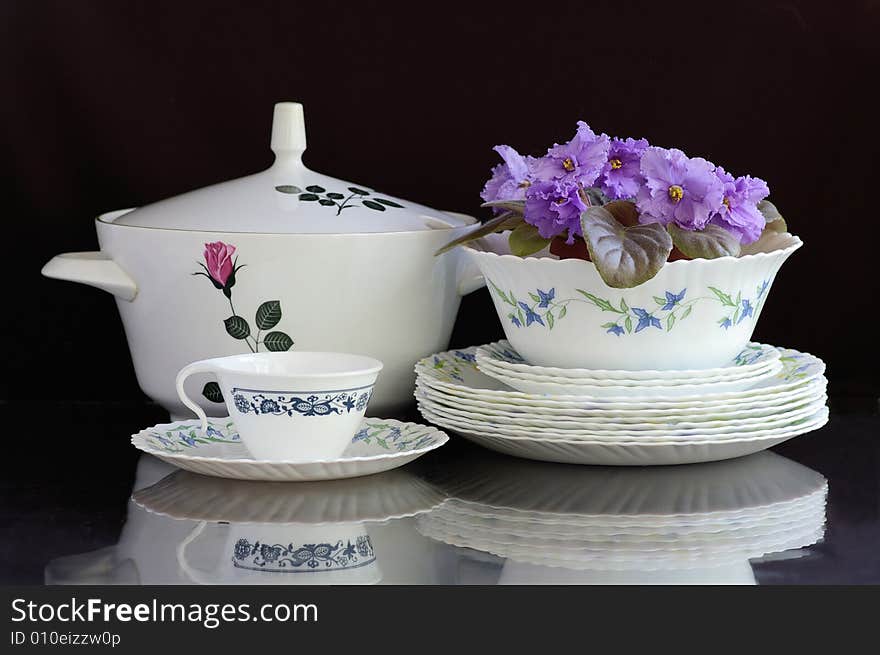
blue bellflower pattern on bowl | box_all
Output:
[231,388,373,417]
[232,535,375,573]
[487,278,770,337]
[145,420,240,453]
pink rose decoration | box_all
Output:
[203,242,236,286]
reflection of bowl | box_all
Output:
[465,232,801,370]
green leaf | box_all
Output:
[305,185,326,193]
[318,198,336,206]
[435,212,525,255]
[263,331,294,351]
[275,185,302,194]
[603,200,640,227]
[580,205,673,288]
[619,298,628,312]
[624,315,633,333]
[576,289,616,312]
[255,300,282,330]
[653,296,666,305]
[508,222,552,257]
[348,187,370,195]
[224,315,250,340]
[299,193,319,201]
[757,199,787,232]
[667,313,676,331]
[667,223,741,260]
[601,322,617,329]
[362,200,386,211]
[681,305,693,320]
[374,198,404,208]
[480,199,526,215]
[558,305,567,319]
[581,186,610,208]
[517,308,525,325]
[708,287,736,307]
[202,382,223,403]
[546,312,555,329]
[326,192,345,199]
[529,292,540,302]
[489,280,515,306]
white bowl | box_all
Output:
[465,232,802,370]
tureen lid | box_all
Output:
[108,102,471,234]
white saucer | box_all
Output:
[131,418,448,481]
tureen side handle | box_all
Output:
[41,252,138,301]
[455,248,486,296]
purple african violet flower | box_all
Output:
[480,145,534,206]
[708,167,770,244]
[598,137,649,200]
[531,122,610,187]
[635,147,724,230]
[523,179,587,243]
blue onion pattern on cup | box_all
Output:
[231,388,373,418]
[232,536,375,572]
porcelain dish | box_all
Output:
[42,102,486,419]
[465,231,801,371]
[131,417,448,481]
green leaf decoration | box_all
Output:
[489,280,515,306]
[558,305,567,319]
[348,187,370,195]
[255,300,282,330]
[576,289,616,312]
[667,314,676,330]
[681,305,693,320]
[601,322,617,329]
[318,198,336,206]
[619,298,628,312]
[529,292,540,302]
[363,200,386,211]
[653,296,666,305]
[224,315,251,340]
[305,185,326,193]
[624,315,633,333]
[299,193,319,201]
[580,205,673,288]
[275,185,302,194]
[374,198,404,208]
[757,199,787,232]
[708,287,736,307]
[263,331,294,351]
[435,211,524,255]
[668,223,741,260]
[508,222,552,257]
[546,312,555,329]
[202,382,223,404]
[480,199,526,215]
[326,192,345,199]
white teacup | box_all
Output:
[176,352,383,461]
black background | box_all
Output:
[2,0,877,402]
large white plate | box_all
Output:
[476,356,783,397]
[418,402,827,442]
[131,418,448,482]
[423,407,829,465]
[417,390,827,434]
[476,340,781,382]
[415,377,827,420]
[416,345,825,408]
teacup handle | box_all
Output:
[175,360,220,433]
[176,521,228,585]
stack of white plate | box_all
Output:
[415,341,829,466]
[416,451,828,583]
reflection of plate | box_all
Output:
[416,449,828,576]
[131,417,448,481]
[132,467,444,524]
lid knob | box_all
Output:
[270,102,307,159]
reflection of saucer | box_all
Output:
[416,451,827,580]
[131,418,448,481]
[133,467,444,524]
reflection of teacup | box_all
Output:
[176,352,382,460]
[177,522,381,585]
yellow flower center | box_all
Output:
[562,157,575,172]
[668,185,684,203]
[555,197,567,205]
[609,158,622,170]
[722,197,730,209]
[518,180,531,189]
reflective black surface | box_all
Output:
[1,400,878,584]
